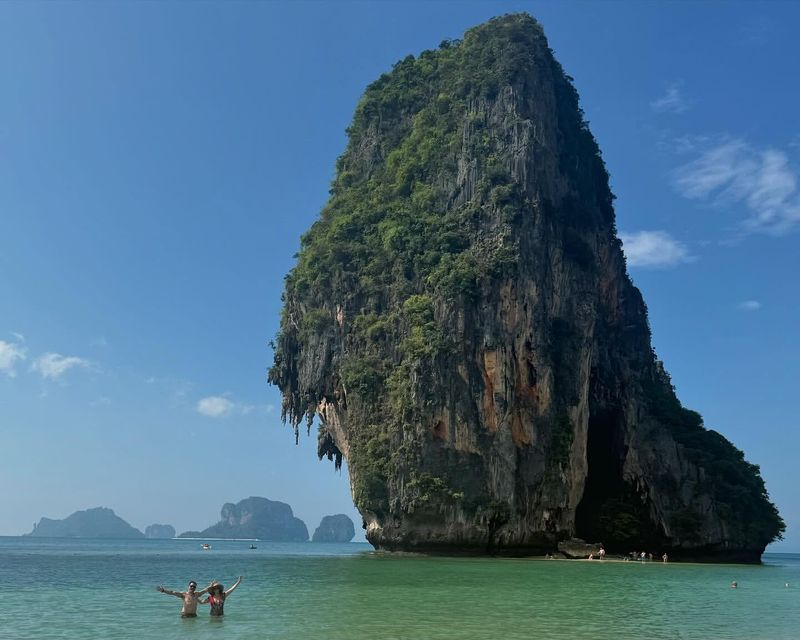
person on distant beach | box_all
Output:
[598,546,606,560]
[662,553,668,563]
[157,580,212,617]
[201,576,243,616]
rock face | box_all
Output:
[557,538,601,559]
[26,507,144,538]
[269,14,783,561]
[178,497,308,541]
[312,514,356,542]
[145,524,176,539]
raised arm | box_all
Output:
[157,586,183,598]
[225,576,242,596]
[195,581,214,597]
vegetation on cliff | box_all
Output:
[271,14,600,511]
[643,366,784,545]
[269,14,783,555]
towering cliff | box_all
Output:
[269,14,783,560]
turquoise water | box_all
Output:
[3,537,798,639]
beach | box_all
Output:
[3,537,798,639]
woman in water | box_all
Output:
[202,576,243,616]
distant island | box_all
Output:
[26,507,144,538]
[145,524,176,539]
[179,530,203,538]
[312,514,355,542]
[178,496,308,541]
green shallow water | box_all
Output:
[3,537,798,639]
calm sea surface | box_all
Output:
[2,537,798,639]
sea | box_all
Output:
[2,537,798,640]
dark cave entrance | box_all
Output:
[575,404,661,552]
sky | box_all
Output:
[0,1,797,550]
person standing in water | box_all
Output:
[202,576,243,616]
[157,580,212,617]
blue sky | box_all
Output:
[1,1,797,550]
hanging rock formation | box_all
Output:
[269,14,783,561]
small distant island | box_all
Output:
[178,496,308,541]
[145,524,176,539]
[26,507,144,538]
[312,514,355,542]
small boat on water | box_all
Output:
[201,543,211,550]
[249,544,257,550]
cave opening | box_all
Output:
[575,404,661,552]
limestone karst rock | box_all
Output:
[312,514,356,542]
[26,507,144,538]
[145,524,176,539]
[269,14,783,560]
[178,497,308,541]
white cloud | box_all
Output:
[651,82,689,114]
[31,353,90,380]
[739,300,762,311]
[197,396,234,417]
[0,340,27,377]
[11,332,25,343]
[619,230,693,268]
[196,395,273,418]
[673,138,800,235]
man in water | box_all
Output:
[157,580,211,617]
